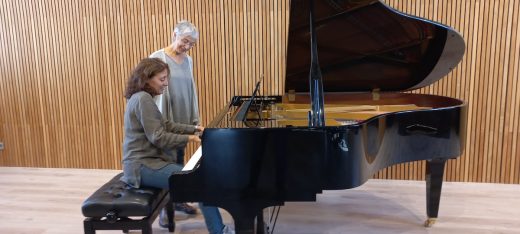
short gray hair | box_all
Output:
[173,20,199,41]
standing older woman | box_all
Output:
[150,20,201,216]
[121,58,233,234]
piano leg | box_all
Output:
[256,211,265,234]
[233,211,265,234]
[424,158,446,227]
[234,216,256,234]
[218,201,278,234]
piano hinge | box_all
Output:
[288,89,296,102]
[372,88,380,101]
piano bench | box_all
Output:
[81,172,174,234]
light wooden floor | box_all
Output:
[0,167,519,234]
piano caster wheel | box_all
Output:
[424,218,436,227]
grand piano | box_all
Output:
[170,0,466,233]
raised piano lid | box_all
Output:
[285,0,465,93]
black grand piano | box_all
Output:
[170,0,466,233]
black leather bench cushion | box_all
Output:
[82,173,167,218]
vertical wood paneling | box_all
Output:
[0,0,519,184]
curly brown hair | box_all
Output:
[124,58,170,99]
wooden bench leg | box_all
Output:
[142,224,152,234]
[83,218,96,234]
[166,199,175,232]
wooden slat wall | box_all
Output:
[0,0,518,184]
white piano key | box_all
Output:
[182,146,202,171]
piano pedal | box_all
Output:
[424,218,436,227]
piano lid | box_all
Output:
[285,0,465,93]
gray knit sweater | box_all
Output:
[120,91,197,188]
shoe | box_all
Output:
[222,225,235,234]
[175,202,198,215]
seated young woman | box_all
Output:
[120,58,234,234]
